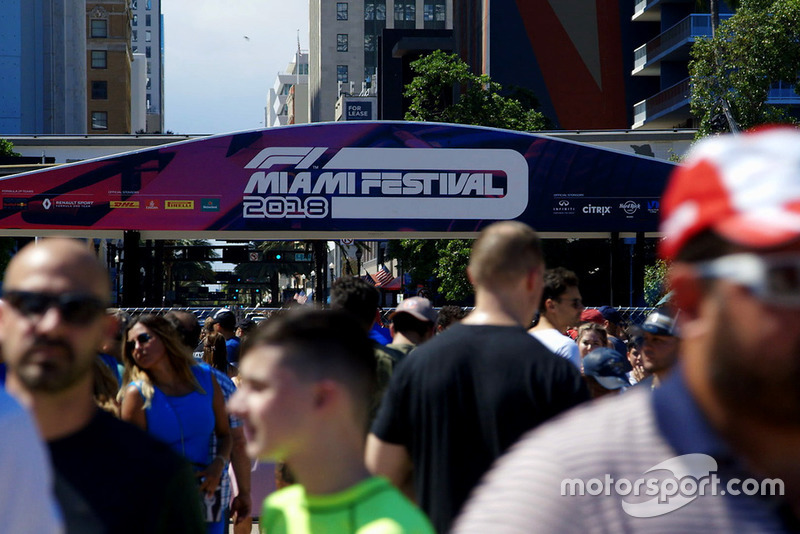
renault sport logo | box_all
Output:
[241,147,529,220]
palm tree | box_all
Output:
[162,240,217,305]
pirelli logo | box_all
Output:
[165,200,195,210]
[110,201,139,208]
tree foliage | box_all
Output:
[392,51,549,302]
[0,139,20,157]
[386,239,474,303]
[404,50,547,131]
[644,259,670,307]
[689,0,800,136]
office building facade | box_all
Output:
[266,51,309,127]
[86,1,132,134]
[310,0,453,123]
[0,0,87,134]
[129,0,164,132]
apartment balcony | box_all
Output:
[632,78,691,129]
[633,13,732,76]
[632,0,692,22]
[633,79,800,129]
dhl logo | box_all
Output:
[165,200,195,210]
[110,201,139,208]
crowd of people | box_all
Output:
[1,127,799,533]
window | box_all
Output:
[145,46,151,58]
[337,34,348,52]
[91,111,108,130]
[424,0,446,28]
[146,14,151,26]
[132,14,138,26]
[365,1,386,20]
[130,0,138,8]
[394,0,415,27]
[91,50,107,68]
[337,2,348,20]
[146,95,152,111]
[337,65,349,83]
[91,81,108,100]
[146,61,151,74]
[364,34,375,52]
[146,0,151,9]
[145,30,151,42]
[90,19,108,38]
[132,29,138,41]
[132,45,138,53]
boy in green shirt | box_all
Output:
[228,309,433,534]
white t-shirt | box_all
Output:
[531,329,581,368]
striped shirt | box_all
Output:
[206,365,242,512]
[454,369,794,533]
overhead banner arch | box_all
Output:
[0,122,677,239]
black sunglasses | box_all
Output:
[126,332,154,352]
[3,290,107,324]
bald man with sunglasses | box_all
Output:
[455,127,800,532]
[1,238,204,534]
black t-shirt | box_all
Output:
[371,323,590,533]
[48,409,206,534]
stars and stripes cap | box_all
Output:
[659,126,800,260]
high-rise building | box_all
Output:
[129,0,164,132]
[310,0,453,123]
[266,51,309,127]
[0,0,87,134]
[86,1,132,134]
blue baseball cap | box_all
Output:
[583,348,632,390]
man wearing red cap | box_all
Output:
[454,127,800,532]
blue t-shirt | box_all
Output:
[225,337,241,365]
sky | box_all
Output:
[161,0,309,135]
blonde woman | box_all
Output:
[119,314,231,534]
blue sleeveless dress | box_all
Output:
[133,363,215,469]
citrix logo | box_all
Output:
[583,204,611,215]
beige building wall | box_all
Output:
[86,2,132,134]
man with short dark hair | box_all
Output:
[213,309,241,368]
[386,297,437,357]
[330,276,403,400]
[1,239,204,533]
[529,267,584,368]
[367,221,589,532]
[455,127,800,532]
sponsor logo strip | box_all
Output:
[165,200,194,210]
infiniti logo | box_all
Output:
[559,200,570,207]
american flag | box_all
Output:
[373,265,394,287]
[362,273,376,286]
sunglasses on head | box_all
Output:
[126,332,154,352]
[695,253,800,307]
[3,290,107,324]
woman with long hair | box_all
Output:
[119,314,232,534]
[203,332,229,377]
